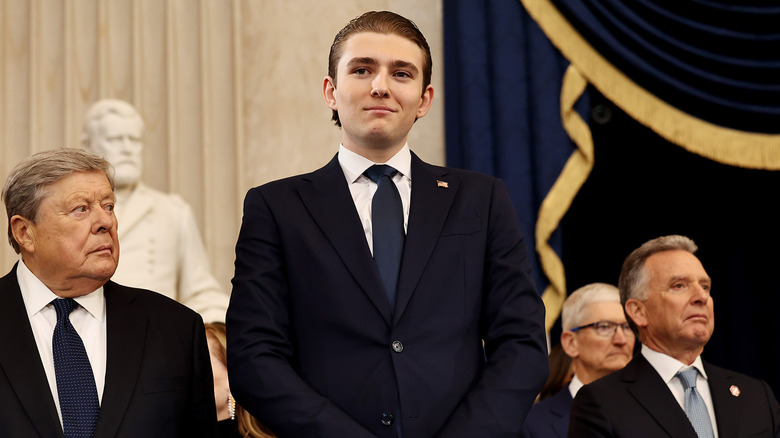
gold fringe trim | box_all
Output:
[536,65,594,331]
[522,0,780,327]
[520,0,780,170]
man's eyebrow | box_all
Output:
[389,59,419,74]
[345,57,420,74]
[346,57,378,68]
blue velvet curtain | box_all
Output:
[443,0,576,299]
[444,0,780,394]
[550,0,780,133]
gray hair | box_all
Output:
[562,283,621,331]
[618,235,698,332]
[81,99,144,150]
[2,148,114,253]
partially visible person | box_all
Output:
[523,283,634,438]
[537,342,573,402]
[82,99,228,322]
[0,148,216,437]
[569,235,780,438]
[205,322,275,438]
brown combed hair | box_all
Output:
[327,10,433,127]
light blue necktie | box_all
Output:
[52,298,100,438]
[364,165,404,308]
[676,368,715,438]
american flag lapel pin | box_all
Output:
[436,180,448,188]
[730,385,741,397]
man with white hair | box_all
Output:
[82,99,228,322]
[569,235,780,438]
[522,283,634,438]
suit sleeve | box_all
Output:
[568,385,613,438]
[435,179,549,437]
[187,314,220,437]
[226,188,377,438]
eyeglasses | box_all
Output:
[570,321,635,338]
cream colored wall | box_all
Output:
[0,0,444,294]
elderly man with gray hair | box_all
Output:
[0,148,216,436]
[569,235,780,438]
[522,283,634,438]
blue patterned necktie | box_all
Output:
[52,298,100,438]
[364,165,405,308]
[676,368,715,438]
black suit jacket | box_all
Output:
[522,387,572,438]
[227,153,548,438]
[0,267,217,437]
[569,354,780,438]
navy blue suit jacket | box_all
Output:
[522,387,572,438]
[569,354,780,438]
[227,153,548,438]
[0,267,217,437]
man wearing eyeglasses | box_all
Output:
[522,283,634,438]
[569,235,780,438]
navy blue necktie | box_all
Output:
[364,165,405,308]
[52,298,100,438]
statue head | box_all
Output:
[81,99,145,189]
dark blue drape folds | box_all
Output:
[443,0,780,396]
[551,0,780,133]
[444,0,575,296]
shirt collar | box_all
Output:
[568,374,584,398]
[641,343,708,383]
[16,256,106,322]
[338,144,412,183]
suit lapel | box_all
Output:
[297,156,393,324]
[624,355,698,438]
[393,154,457,324]
[705,361,739,438]
[115,183,155,239]
[94,281,148,438]
[0,267,64,437]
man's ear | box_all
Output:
[416,84,434,119]
[323,76,338,110]
[560,331,578,359]
[10,215,35,253]
[625,299,647,329]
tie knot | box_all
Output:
[677,368,700,390]
[364,165,398,183]
[52,298,78,321]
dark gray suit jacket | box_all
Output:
[569,354,780,438]
[522,386,572,438]
[0,266,217,437]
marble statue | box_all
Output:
[81,99,228,322]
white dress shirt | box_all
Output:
[16,258,107,427]
[338,144,412,255]
[568,374,584,399]
[642,344,719,437]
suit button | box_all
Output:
[391,341,404,353]
[381,412,394,426]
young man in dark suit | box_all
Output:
[569,235,780,438]
[226,10,548,438]
[0,148,216,437]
